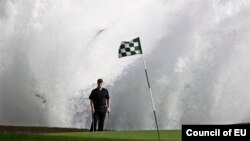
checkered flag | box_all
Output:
[119,37,143,58]
[118,37,160,140]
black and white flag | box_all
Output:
[119,37,143,58]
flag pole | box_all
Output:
[118,37,160,140]
[141,55,160,141]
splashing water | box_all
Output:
[0,0,250,130]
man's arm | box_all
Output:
[90,100,95,114]
[107,99,111,112]
[106,89,111,112]
[89,90,95,114]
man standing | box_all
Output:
[89,79,110,131]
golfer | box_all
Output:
[89,79,110,131]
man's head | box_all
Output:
[97,79,103,89]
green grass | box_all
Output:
[0,130,181,141]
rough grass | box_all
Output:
[0,130,181,141]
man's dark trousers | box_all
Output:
[90,106,107,131]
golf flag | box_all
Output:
[118,37,160,140]
[118,37,143,58]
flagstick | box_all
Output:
[141,55,160,141]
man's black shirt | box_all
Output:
[89,88,109,109]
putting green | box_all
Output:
[0,130,181,141]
